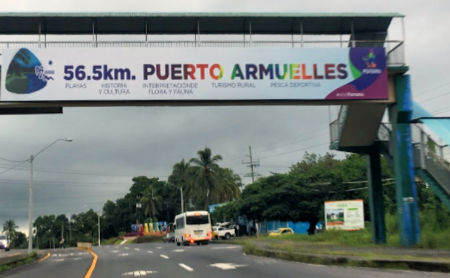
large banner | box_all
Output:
[324,199,364,231]
[1,47,388,102]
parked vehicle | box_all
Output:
[174,211,212,246]
[268,227,294,236]
[212,223,236,240]
[163,223,175,243]
[0,234,9,251]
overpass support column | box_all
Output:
[389,74,420,246]
[367,151,386,243]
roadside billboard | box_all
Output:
[324,199,364,231]
[1,47,387,102]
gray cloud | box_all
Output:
[0,0,449,233]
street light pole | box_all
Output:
[27,138,73,255]
[27,155,34,255]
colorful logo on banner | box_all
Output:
[325,48,387,99]
[5,48,54,94]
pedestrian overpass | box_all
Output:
[0,12,441,246]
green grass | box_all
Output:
[0,252,38,273]
[101,237,123,245]
[261,229,375,247]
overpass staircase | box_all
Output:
[377,122,450,209]
[330,106,450,209]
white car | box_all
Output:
[213,224,235,240]
[0,234,9,251]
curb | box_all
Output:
[244,244,450,273]
[0,252,45,272]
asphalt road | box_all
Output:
[2,242,449,278]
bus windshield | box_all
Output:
[186,215,209,225]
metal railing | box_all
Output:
[377,122,450,194]
[329,105,348,147]
[0,39,406,67]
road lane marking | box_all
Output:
[147,250,153,254]
[179,263,194,272]
[84,249,98,278]
[122,270,156,276]
[119,253,129,256]
[134,248,141,251]
[156,246,162,250]
[210,263,248,270]
[54,259,65,262]
[172,249,184,253]
[38,252,51,263]
[160,254,169,259]
[120,239,129,245]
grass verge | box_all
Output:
[242,240,450,272]
[0,252,39,273]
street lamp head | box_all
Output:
[62,137,73,142]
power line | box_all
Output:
[255,130,329,155]
[419,91,450,103]
[259,141,329,159]
[0,156,28,163]
[0,164,169,179]
[0,160,28,175]
[415,80,450,100]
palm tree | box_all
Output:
[140,187,160,220]
[2,219,18,248]
[189,147,223,210]
[209,168,241,203]
[168,159,191,213]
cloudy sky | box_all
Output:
[0,0,449,233]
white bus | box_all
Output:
[174,211,212,246]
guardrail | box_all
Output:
[329,105,348,148]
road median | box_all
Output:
[241,239,450,272]
[0,251,45,272]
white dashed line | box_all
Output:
[210,263,248,270]
[172,249,184,253]
[122,270,156,276]
[156,246,162,250]
[147,250,153,254]
[160,254,169,259]
[179,263,194,272]
[134,248,141,251]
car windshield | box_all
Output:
[186,215,209,225]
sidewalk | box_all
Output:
[244,239,450,272]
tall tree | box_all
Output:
[168,159,191,213]
[209,168,241,203]
[189,147,223,210]
[2,219,18,248]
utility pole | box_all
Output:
[180,186,184,213]
[242,146,260,183]
[69,216,72,245]
[97,212,101,247]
